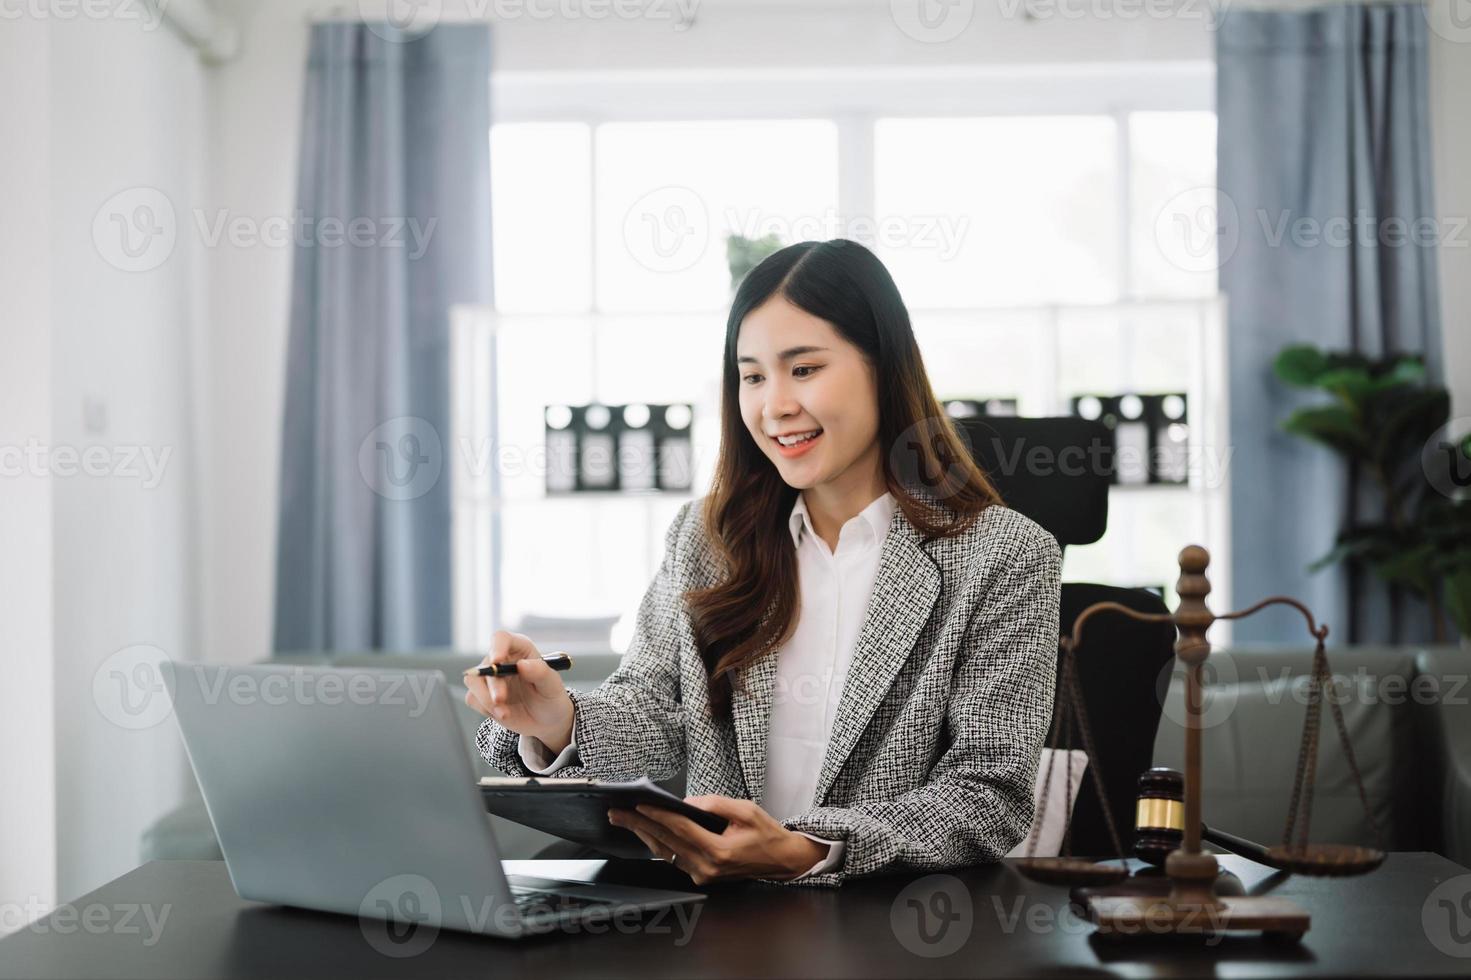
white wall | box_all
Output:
[48,13,209,903]
[480,0,1215,71]
[198,2,306,671]
[0,11,58,935]
[0,9,209,911]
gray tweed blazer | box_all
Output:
[477,495,1061,887]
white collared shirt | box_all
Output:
[519,490,898,880]
[759,489,897,875]
[765,489,897,818]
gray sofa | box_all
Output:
[1153,644,1470,866]
[143,644,1470,868]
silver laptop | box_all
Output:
[161,661,706,940]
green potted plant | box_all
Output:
[1274,344,1471,642]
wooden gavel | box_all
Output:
[1134,767,1279,868]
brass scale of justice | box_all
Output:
[1014,545,1385,942]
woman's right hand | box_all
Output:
[463,630,575,753]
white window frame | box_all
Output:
[490,62,1214,310]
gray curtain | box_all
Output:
[274,24,492,652]
[1218,3,1443,643]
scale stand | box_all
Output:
[1017,543,1384,941]
[1080,546,1312,942]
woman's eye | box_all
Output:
[742,374,762,385]
[793,365,820,378]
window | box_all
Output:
[490,123,592,313]
[491,119,839,315]
[874,116,1119,308]
[1129,111,1219,299]
[594,120,839,312]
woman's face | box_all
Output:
[736,295,881,491]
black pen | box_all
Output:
[464,652,574,677]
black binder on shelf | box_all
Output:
[479,776,731,858]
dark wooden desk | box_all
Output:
[2,853,1468,978]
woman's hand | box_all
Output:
[608,795,831,885]
[463,630,575,753]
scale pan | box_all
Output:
[1264,843,1385,877]
[1013,857,1130,886]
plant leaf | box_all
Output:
[1315,367,1382,403]
[1282,405,1369,457]
[1443,564,1471,639]
[1371,543,1439,592]
[1381,357,1428,387]
[1306,528,1392,572]
[1375,388,1450,470]
[1274,345,1330,387]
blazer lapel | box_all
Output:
[730,643,779,805]
[809,510,941,807]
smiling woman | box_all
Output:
[698,240,1005,719]
[470,240,1061,887]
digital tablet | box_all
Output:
[479,776,731,858]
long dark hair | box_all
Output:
[686,239,1002,724]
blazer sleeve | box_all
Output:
[475,502,692,781]
[768,521,1061,886]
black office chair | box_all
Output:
[959,415,1178,859]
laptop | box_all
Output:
[161,661,706,940]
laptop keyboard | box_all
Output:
[510,886,619,921]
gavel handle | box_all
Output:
[1201,824,1278,868]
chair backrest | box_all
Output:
[955,414,1173,856]
[1057,583,1176,858]
[955,415,1112,548]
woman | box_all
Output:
[467,239,1060,887]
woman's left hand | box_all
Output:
[608,795,829,885]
